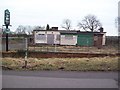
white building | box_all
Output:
[34,28,60,45]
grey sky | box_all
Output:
[0,0,119,36]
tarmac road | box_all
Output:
[2,71,119,88]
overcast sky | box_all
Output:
[0,0,119,36]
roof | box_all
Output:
[33,29,106,35]
[33,29,77,31]
[77,31,106,34]
[60,31,106,35]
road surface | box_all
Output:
[2,71,119,88]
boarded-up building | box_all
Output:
[60,31,106,47]
[33,28,106,47]
[33,28,60,45]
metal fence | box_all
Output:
[2,37,26,51]
[2,36,118,54]
[106,36,118,48]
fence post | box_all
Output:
[23,38,28,68]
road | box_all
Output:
[2,71,119,88]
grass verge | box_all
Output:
[1,57,118,71]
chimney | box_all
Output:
[99,27,104,32]
[51,27,58,31]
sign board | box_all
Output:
[4,9,10,26]
[4,28,10,34]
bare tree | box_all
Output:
[15,25,26,34]
[61,19,72,30]
[25,26,33,35]
[33,26,45,30]
[15,25,33,35]
[77,15,102,32]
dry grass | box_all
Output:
[28,46,118,54]
[2,57,118,71]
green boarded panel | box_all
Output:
[77,34,94,46]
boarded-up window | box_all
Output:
[65,35,73,40]
[36,34,46,41]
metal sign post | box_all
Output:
[4,9,10,52]
[6,26,9,51]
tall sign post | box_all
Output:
[4,9,10,52]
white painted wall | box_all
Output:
[102,33,106,45]
[54,34,60,44]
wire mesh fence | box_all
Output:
[28,45,117,54]
[2,37,26,51]
[2,36,118,54]
[106,36,118,49]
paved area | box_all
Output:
[2,71,119,88]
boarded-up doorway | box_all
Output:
[47,34,54,45]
